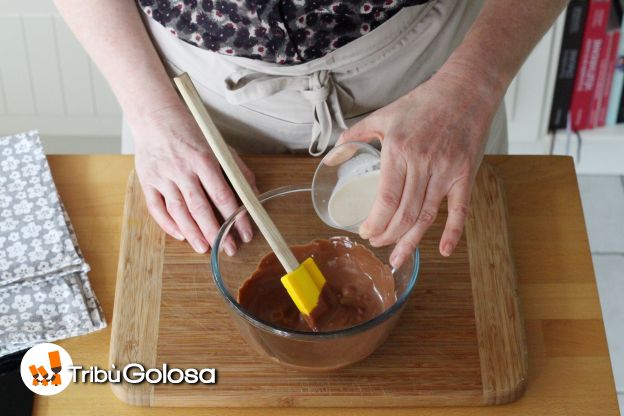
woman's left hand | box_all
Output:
[337,70,501,268]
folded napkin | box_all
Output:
[0,131,106,356]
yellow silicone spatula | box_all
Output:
[174,72,326,321]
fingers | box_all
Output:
[369,166,429,247]
[229,151,257,244]
[159,181,209,254]
[196,157,253,249]
[323,141,360,167]
[439,177,471,257]
[177,175,239,256]
[389,177,446,269]
[358,147,406,240]
[143,187,184,241]
[337,116,383,146]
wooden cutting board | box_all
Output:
[109,157,526,407]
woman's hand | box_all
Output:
[337,70,501,268]
[132,104,257,254]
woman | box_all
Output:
[55,0,566,268]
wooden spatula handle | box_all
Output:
[174,73,300,272]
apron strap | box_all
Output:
[224,69,352,156]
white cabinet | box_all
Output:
[2,1,621,163]
[505,9,624,174]
[505,11,565,154]
[0,0,121,153]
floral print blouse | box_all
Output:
[138,0,430,64]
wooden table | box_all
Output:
[34,155,618,415]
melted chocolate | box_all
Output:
[238,237,396,332]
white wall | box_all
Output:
[505,11,565,154]
[0,0,121,153]
[503,9,624,175]
[1,0,562,156]
[6,0,620,169]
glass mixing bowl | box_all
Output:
[211,185,419,371]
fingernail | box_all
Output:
[224,242,236,256]
[369,238,381,247]
[173,231,184,241]
[242,230,252,243]
[390,253,403,269]
[359,224,371,239]
[442,243,454,257]
[193,239,208,253]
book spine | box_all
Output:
[599,30,620,126]
[606,15,624,125]
[592,30,615,127]
[548,0,589,130]
[618,86,624,122]
[569,0,612,131]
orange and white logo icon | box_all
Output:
[20,343,73,395]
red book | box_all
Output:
[569,0,612,130]
[598,30,620,126]
[590,29,614,128]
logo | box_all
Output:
[20,343,73,396]
[19,342,216,393]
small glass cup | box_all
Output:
[311,142,381,233]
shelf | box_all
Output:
[550,125,624,175]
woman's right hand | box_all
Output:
[131,104,257,255]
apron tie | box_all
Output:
[224,69,352,156]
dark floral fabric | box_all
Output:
[138,0,430,64]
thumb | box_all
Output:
[337,116,383,146]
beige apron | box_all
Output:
[143,0,507,156]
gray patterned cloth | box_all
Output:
[0,131,106,356]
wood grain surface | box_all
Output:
[108,160,526,407]
[108,172,165,405]
[32,155,619,416]
[465,164,527,405]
